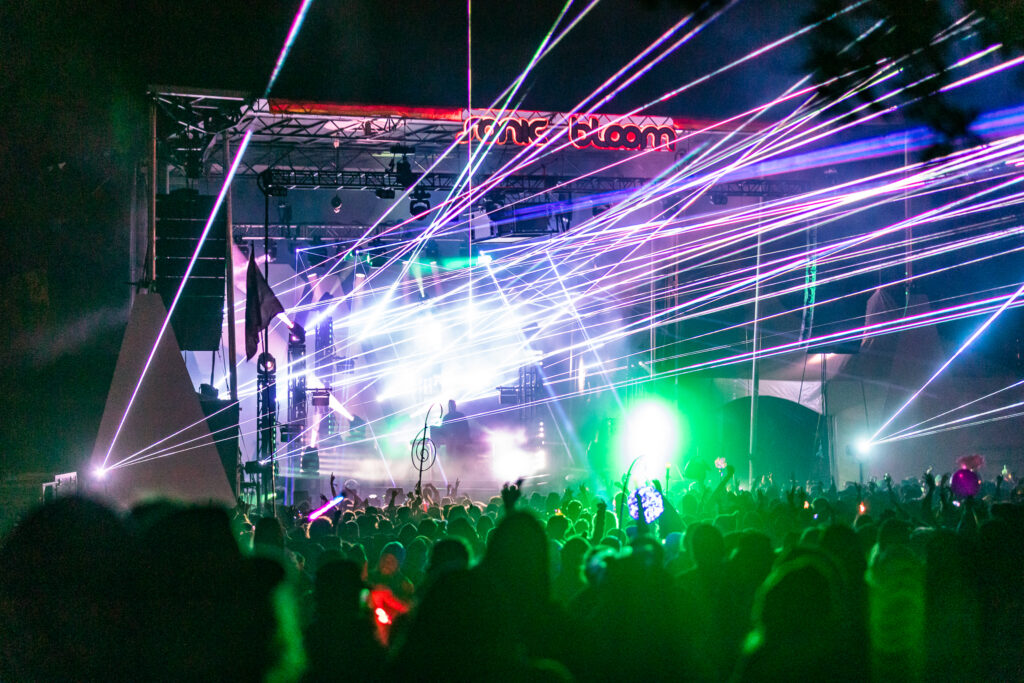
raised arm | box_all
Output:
[501,478,524,513]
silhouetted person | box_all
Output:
[0,497,138,681]
[734,555,856,683]
[303,558,383,683]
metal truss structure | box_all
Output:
[151,87,810,199]
[256,167,809,197]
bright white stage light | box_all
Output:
[488,429,546,481]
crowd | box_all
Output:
[2,463,1023,682]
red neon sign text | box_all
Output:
[464,115,549,146]
[462,114,678,152]
[569,116,676,152]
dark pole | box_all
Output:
[224,134,240,498]
[264,192,271,355]
[264,191,276,516]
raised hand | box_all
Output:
[501,477,525,509]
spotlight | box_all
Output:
[619,399,682,468]
[267,241,278,262]
[375,188,396,200]
[410,188,431,216]
[855,438,873,456]
[93,466,107,479]
[330,194,343,214]
[257,352,276,374]
[288,322,306,345]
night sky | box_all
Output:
[0,1,1019,475]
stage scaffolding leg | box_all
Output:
[148,100,158,287]
[224,133,240,497]
[749,211,762,486]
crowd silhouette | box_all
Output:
[2,464,1023,681]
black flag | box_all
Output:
[245,249,284,360]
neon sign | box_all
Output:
[464,115,549,146]
[463,112,679,152]
[569,116,676,151]
[268,101,686,153]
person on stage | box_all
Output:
[442,400,470,442]
[441,399,475,469]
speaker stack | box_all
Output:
[155,189,226,351]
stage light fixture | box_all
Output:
[617,398,683,473]
[855,438,873,456]
[410,188,431,216]
[375,188,396,200]
[257,352,276,374]
[709,192,728,205]
[330,194,343,214]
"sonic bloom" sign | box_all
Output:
[463,111,680,152]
